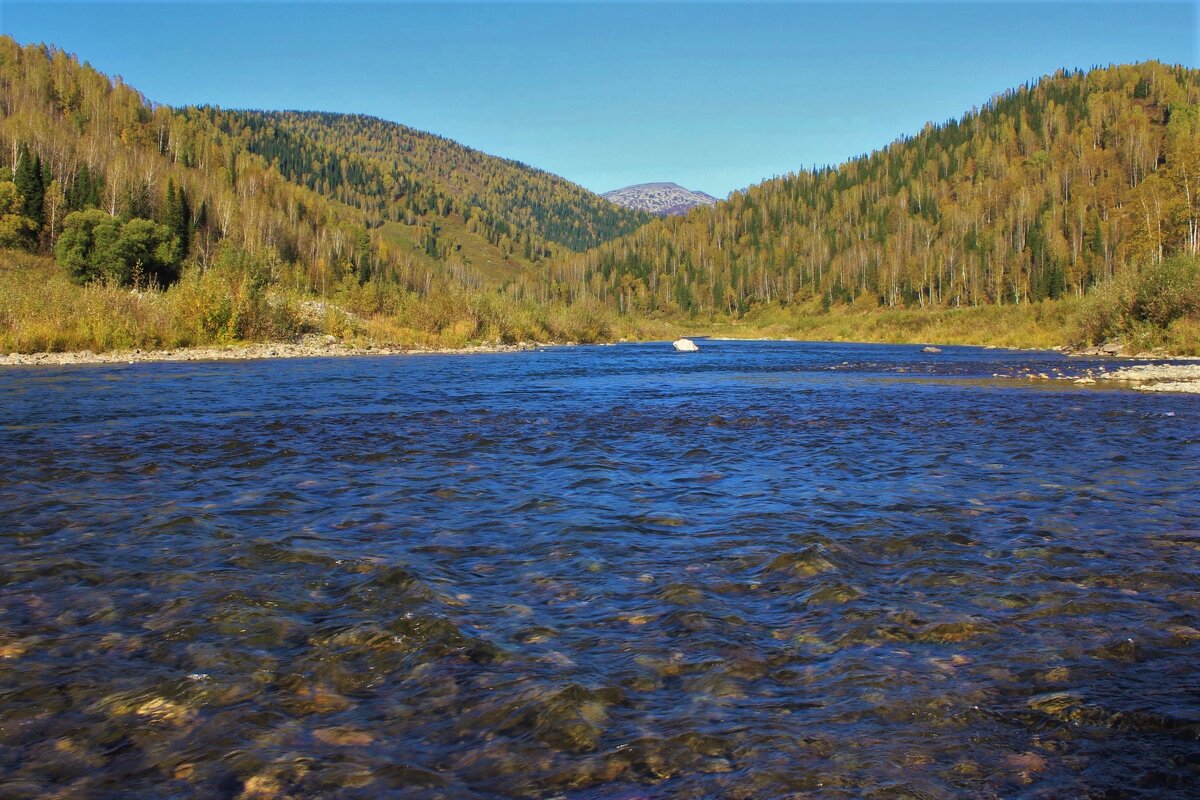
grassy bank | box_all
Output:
[649,256,1200,356]
[0,249,619,354]
[684,300,1081,350]
[4,248,1197,357]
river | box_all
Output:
[1,341,1197,798]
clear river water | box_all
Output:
[1,341,1198,799]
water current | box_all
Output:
[1,341,1197,798]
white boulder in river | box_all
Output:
[673,338,700,352]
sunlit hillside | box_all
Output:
[555,63,1199,321]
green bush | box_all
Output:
[1074,255,1200,347]
[55,209,182,287]
[167,244,301,344]
[1130,255,1200,328]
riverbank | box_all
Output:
[675,300,1080,352]
[1097,363,1200,394]
[0,251,615,358]
[983,361,1200,393]
[6,252,1199,363]
[0,336,560,367]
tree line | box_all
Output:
[0,37,645,296]
[545,62,1199,318]
[2,37,1196,339]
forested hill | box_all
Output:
[552,62,1200,316]
[0,37,646,291]
[227,111,650,253]
[3,37,1198,353]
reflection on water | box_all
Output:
[1,342,1198,799]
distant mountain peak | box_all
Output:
[602,182,718,216]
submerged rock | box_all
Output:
[762,547,837,577]
[673,338,700,352]
[134,697,197,727]
[313,726,373,747]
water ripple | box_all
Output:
[1,342,1198,798]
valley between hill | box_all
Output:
[0,38,1197,357]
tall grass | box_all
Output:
[5,247,1196,356]
[0,248,622,353]
[679,298,1082,350]
[0,249,304,352]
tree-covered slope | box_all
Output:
[0,39,353,284]
[227,110,650,254]
[3,37,1197,354]
[0,37,644,293]
[553,63,1200,318]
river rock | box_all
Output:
[0,339,572,367]
[314,726,374,747]
[1098,364,1200,393]
[673,338,700,352]
[922,346,942,354]
[135,697,197,726]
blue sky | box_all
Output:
[2,2,1196,197]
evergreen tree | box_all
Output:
[177,185,190,258]
[162,179,190,258]
[14,145,44,230]
[67,163,101,211]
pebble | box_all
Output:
[0,339,573,367]
[135,697,196,726]
[314,727,374,747]
[237,774,283,800]
[1101,364,1200,394]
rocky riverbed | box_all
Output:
[990,361,1200,393]
[2,340,1197,798]
[5,339,1200,395]
[0,336,562,367]
[1097,363,1200,393]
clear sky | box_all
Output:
[2,2,1196,197]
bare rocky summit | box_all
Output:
[602,182,718,216]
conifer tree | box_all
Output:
[163,178,191,258]
[14,145,44,231]
[67,163,104,211]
